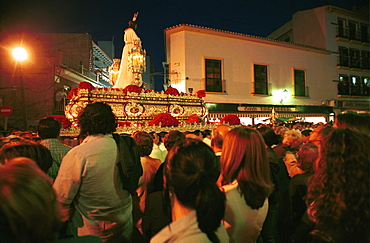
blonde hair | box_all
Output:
[282,129,303,149]
[0,157,66,242]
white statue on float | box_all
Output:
[113,12,146,88]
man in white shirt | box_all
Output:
[53,102,133,242]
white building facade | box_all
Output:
[165,24,333,124]
[268,4,369,114]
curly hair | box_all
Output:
[165,138,225,243]
[132,131,153,157]
[78,102,117,136]
[282,129,303,150]
[163,130,185,151]
[306,128,370,242]
[296,143,318,173]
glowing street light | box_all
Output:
[12,47,28,61]
[12,46,29,130]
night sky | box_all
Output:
[1,0,365,89]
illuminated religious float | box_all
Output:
[63,83,211,134]
[62,13,238,135]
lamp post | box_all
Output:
[12,47,28,131]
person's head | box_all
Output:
[334,112,370,133]
[309,125,326,147]
[275,126,289,142]
[307,128,370,241]
[128,20,138,30]
[282,129,303,149]
[0,141,52,174]
[37,117,61,139]
[149,132,160,145]
[211,125,231,150]
[202,129,211,139]
[0,157,66,242]
[165,138,225,242]
[164,130,186,151]
[256,126,280,147]
[78,102,117,136]
[220,127,273,209]
[132,131,153,157]
[296,143,318,173]
[301,129,313,144]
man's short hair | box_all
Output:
[37,117,61,139]
[78,102,117,135]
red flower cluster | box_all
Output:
[117,121,131,127]
[186,114,201,123]
[48,115,72,129]
[78,81,95,91]
[123,85,143,94]
[149,113,179,127]
[165,87,180,96]
[220,114,240,125]
[67,88,79,100]
[196,90,206,98]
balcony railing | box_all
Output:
[336,27,348,39]
[336,27,369,44]
[337,83,370,96]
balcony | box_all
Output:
[337,83,370,97]
[336,27,348,41]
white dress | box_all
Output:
[113,28,142,88]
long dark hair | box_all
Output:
[165,138,225,243]
[221,127,273,209]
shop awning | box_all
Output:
[207,112,328,119]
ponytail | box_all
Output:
[195,179,225,243]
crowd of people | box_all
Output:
[0,105,369,243]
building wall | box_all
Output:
[0,33,111,130]
[167,26,332,107]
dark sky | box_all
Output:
[1,0,365,89]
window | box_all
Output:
[294,69,306,97]
[253,64,268,95]
[361,24,369,43]
[338,74,350,95]
[349,48,361,69]
[362,77,370,96]
[348,21,359,41]
[361,50,370,70]
[337,18,347,38]
[205,59,224,92]
[350,76,361,95]
[338,46,349,67]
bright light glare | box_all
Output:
[12,47,28,61]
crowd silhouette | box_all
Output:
[0,106,369,243]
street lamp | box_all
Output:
[12,47,28,61]
[12,46,28,130]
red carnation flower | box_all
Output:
[195,90,206,98]
[220,114,240,125]
[186,114,201,123]
[123,85,143,94]
[78,81,95,91]
[149,113,179,127]
[165,87,180,96]
[118,121,131,127]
